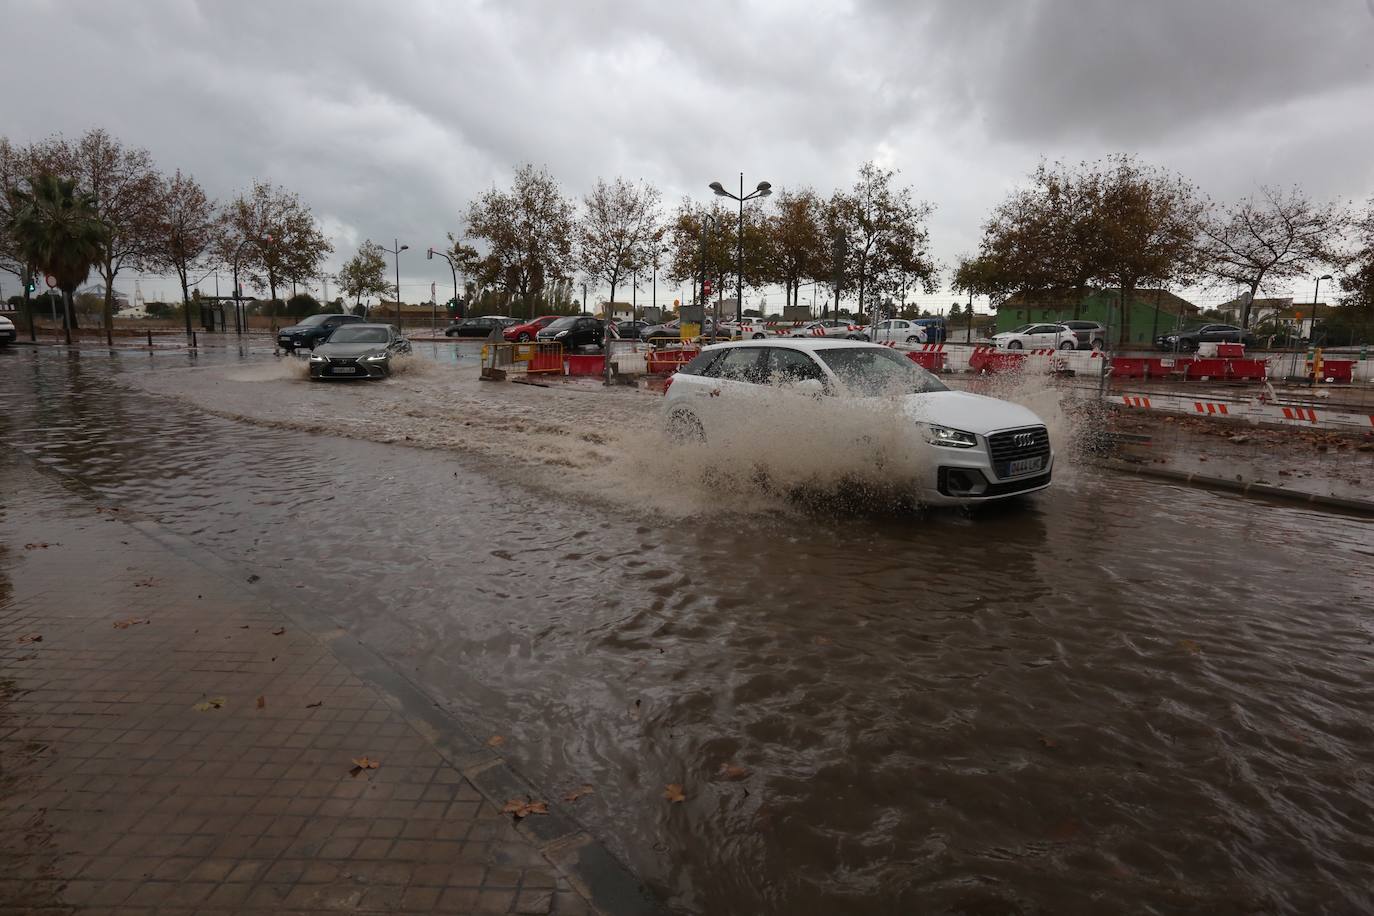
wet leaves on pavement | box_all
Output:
[486,735,506,748]
[1039,736,1059,749]
[349,756,380,777]
[1179,639,1202,655]
[501,797,549,819]
[192,696,226,712]
[271,627,286,636]
[663,784,687,803]
[564,785,594,802]
[17,634,43,644]
[112,617,149,629]
[256,695,266,710]
[718,764,751,780]
[306,700,323,708]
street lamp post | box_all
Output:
[380,239,409,330]
[427,246,461,320]
[1306,273,1333,385]
[710,173,771,322]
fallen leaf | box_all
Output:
[1039,736,1059,749]
[112,617,149,629]
[17,634,43,644]
[563,785,594,802]
[349,756,381,777]
[719,764,750,781]
[246,574,260,583]
[663,783,686,803]
[812,635,833,647]
[501,797,549,819]
[305,700,323,708]
[192,696,226,712]
[256,695,266,710]
[270,627,285,636]
[133,577,158,588]
[1179,639,1201,655]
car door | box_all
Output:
[703,346,767,405]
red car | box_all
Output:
[504,315,561,342]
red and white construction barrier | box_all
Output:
[1113,391,1374,431]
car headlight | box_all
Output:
[308,353,326,362]
[924,424,978,448]
[363,352,389,361]
[556,330,569,338]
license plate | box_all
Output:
[1006,456,1042,476]
[332,366,357,375]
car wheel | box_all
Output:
[752,333,765,340]
[666,409,705,444]
[906,336,920,344]
[1007,340,1023,350]
[1059,340,1075,350]
[518,332,531,342]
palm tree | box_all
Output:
[7,173,107,346]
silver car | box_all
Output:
[307,324,411,379]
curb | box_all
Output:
[16,451,666,916]
[1096,458,1374,517]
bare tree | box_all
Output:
[0,137,36,285]
[336,240,392,307]
[766,188,827,312]
[1197,186,1348,328]
[1338,197,1374,315]
[578,177,660,380]
[226,180,333,315]
[152,169,220,337]
[42,129,164,344]
[828,162,937,320]
[465,164,576,318]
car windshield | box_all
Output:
[299,314,331,326]
[328,326,389,343]
[545,317,578,331]
[816,347,948,396]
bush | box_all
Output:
[285,294,322,318]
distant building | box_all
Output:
[1215,296,1326,337]
[598,301,633,320]
[995,287,1199,346]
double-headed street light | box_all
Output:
[380,239,409,329]
[710,174,771,322]
[427,246,462,319]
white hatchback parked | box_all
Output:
[990,323,1078,350]
[661,339,1054,505]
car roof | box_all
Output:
[702,338,881,353]
[339,323,393,331]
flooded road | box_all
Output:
[3,344,1372,914]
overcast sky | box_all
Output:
[3,0,1372,310]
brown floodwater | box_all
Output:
[2,344,1372,914]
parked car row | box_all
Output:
[1155,323,1255,351]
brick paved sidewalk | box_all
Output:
[0,462,654,915]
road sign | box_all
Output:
[45,274,57,289]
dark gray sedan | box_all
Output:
[307,324,411,379]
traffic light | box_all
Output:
[703,279,713,298]
[26,277,36,294]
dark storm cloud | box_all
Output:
[1,0,1370,301]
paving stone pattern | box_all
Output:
[0,464,597,915]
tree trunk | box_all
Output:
[180,271,193,338]
[62,289,73,346]
[604,277,617,386]
[102,262,115,347]
[1241,279,1261,330]
[1118,284,1133,346]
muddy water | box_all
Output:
[3,345,1373,914]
